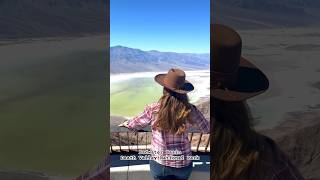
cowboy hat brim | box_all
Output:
[212,57,269,101]
[155,74,194,94]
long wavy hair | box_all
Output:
[211,98,265,180]
[153,88,193,135]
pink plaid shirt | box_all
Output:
[128,102,210,168]
[261,137,305,180]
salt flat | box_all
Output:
[110,70,210,117]
[239,28,320,129]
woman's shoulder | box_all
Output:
[259,135,285,163]
[145,102,160,112]
[260,135,285,159]
[189,104,205,117]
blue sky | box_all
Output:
[110,0,210,53]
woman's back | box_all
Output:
[119,68,209,180]
[127,102,210,168]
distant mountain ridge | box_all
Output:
[214,0,320,29]
[0,0,106,40]
[219,0,320,9]
[110,46,209,73]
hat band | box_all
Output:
[212,70,237,85]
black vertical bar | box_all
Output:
[118,132,121,152]
[196,133,203,152]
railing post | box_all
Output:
[196,133,203,152]
[118,132,121,152]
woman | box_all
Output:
[210,24,304,180]
[119,68,210,180]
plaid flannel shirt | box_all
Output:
[128,102,210,168]
[261,137,305,180]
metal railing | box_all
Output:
[76,131,210,179]
[110,131,210,154]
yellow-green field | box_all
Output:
[0,37,108,178]
[110,78,162,117]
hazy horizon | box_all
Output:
[111,45,210,54]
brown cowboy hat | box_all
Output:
[155,68,194,94]
[212,24,269,101]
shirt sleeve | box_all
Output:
[190,105,210,133]
[272,152,305,180]
[127,104,154,131]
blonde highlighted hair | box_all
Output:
[153,88,193,134]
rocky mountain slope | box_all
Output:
[262,109,320,180]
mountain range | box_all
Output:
[0,0,107,40]
[1,0,320,40]
[110,46,209,73]
[213,0,320,29]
